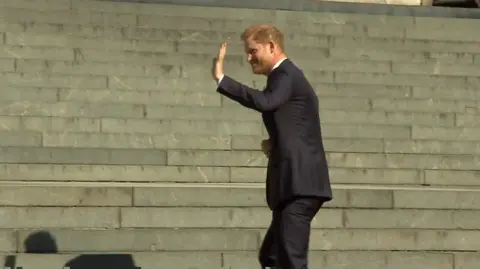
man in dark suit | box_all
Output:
[211,24,332,269]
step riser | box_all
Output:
[4,56,480,78]
[3,27,480,54]
[3,49,479,73]
[0,228,477,252]
[2,0,480,18]
[0,100,475,119]
[4,130,480,153]
[1,1,479,35]
[0,207,480,230]
[0,155,478,186]
[3,147,480,171]
[4,132,480,158]
[0,111,467,130]
[0,185,478,209]
[2,73,478,91]
[0,165,434,185]
[3,22,480,55]
[0,251,474,269]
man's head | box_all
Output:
[241,24,286,75]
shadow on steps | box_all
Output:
[4,230,139,269]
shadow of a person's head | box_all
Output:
[20,230,138,269]
[23,230,58,253]
[65,254,137,269]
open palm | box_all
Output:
[211,41,228,81]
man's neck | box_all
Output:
[267,54,287,75]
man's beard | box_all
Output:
[250,62,266,74]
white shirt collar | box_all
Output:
[271,57,287,71]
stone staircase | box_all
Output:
[0,0,480,268]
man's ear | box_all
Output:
[268,41,275,53]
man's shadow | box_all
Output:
[64,254,138,269]
[4,230,138,269]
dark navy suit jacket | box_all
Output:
[217,59,332,210]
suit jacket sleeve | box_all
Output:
[216,71,293,112]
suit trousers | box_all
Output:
[258,197,324,269]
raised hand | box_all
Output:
[212,41,228,82]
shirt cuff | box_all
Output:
[217,74,224,85]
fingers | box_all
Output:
[217,39,229,60]
[219,41,227,50]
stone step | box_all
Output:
[66,0,474,27]
[3,28,480,64]
[0,163,475,186]
[0,73,477,104]
[0,111,462,135]
[2,204,480,230]
[0,164,430,185]
[113,71,479,89]
[1,49,478,81]
[1,1,479,42]
[1,72,477,93]
[1,228,480,252]
[1,75,478,107]
[1,251,477,269]
[4,58,391,79]
[234,136,480,154]
[0,146,168,165]
[223,98,476,118]
[0,0,71,11]
[0,182,477,208]
[107,84,478,103]
[5,56,480,81]
[4,128,480,154]
[0,40,480,70]
[0,85,415,105]
[0,146,480,171]
[0,128,449,147]
[3,84,458,100]
[3,20,480,55]
[3,45,478,75]
[164,149,480,170]
[0,183,478,253]
[10,197,480,224]
[0,99,474,122]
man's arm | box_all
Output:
[216,75,263,111]
[216,72,293,112]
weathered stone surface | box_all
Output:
[0,147,168,165]
[0,186,132,206]
[0,0,480,264]
[16,229,259,252]
[0,207,119,228]
[0,251,468,269]
[0,164,230,182]
[0,252,223,269]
